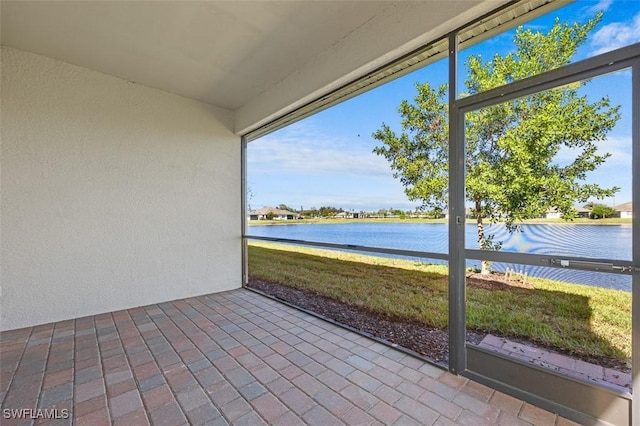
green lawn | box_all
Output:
[248,242,631,361]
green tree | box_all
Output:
[277,203,296,212]
[373,15,620,275]
[589,204,616,219]
[314,206,343,217]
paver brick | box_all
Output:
[74,378,105,403]
[38,382,73,408]
[394,395,439,424]
[206,380,241,406]
[325,358,356,376]
[42,369,73,390]
[279,387,316,415]
[438,372,467,389]
[433,415,458,426]
[313,388,353,417]
[141,385,175,411]
[418,375,458,400]
[109,389,143,419]
[74,394,109,418]
[237,381,267,401]
[300,359,326,376]
[0,289,572,426]
[371,354,404,373]
[396,380,424,399]
[345,354,375,371]
[392,414,424,426]
[302,405,341,426]
[452,392,500,422]
[497,410,532,426]
[264,376,294,396]
[461,379,494,402]
[149,400,188,426]
[519,402,557,426]
[292,373,326,397]
[418,390,463,420]
[75,407,111,426]
[340,383,379,411]
[250,393,289,422]
[106,377,136,398]
[369,401,403,424]
[233,410,268,426]
[220,397,252,421]
[175,386,210,412]
[185,403,224,425]
[456,409,495,426]
[112,407,149,426]
[489,390,524,415]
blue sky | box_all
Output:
[248,0,639,212]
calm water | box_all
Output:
[248,222,633,291]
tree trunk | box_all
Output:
[475,199,491,275]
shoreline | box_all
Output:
[248,217,632,226]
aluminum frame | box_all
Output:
[246,235,448,261]
[241,136,249,287]
[454,43,640,426]
[466,346,631,425]
[448,32,467,376]
[632,58,639,426]
[466,249,636,275]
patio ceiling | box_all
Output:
[0,0,508,134]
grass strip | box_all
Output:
[248,242,631,360]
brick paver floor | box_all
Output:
[0,289,580,425]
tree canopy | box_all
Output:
[373,14,620,274]
[589,204,617,219]
[277,203,297,212]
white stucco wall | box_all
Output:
[1,47,241,331]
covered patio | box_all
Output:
[1,289,571,425]
[2,0,637,424]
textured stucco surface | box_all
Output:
[1,47,241,330]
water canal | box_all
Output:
[248,222,632,291]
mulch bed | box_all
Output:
[247,275,630,374]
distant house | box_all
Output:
[545,207,591,219]
[575,207,591,218]
[615,202,632,219]
[335,211,359,219]
[544,207,561,219]
[249,207,297,220]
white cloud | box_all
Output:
[246,121,420,211]
[587,0,613,14]
[247,122,392,178]
[554,135,631,167]
[590,12,640,55]
[597,135,632,166]
[553,135,631,204]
